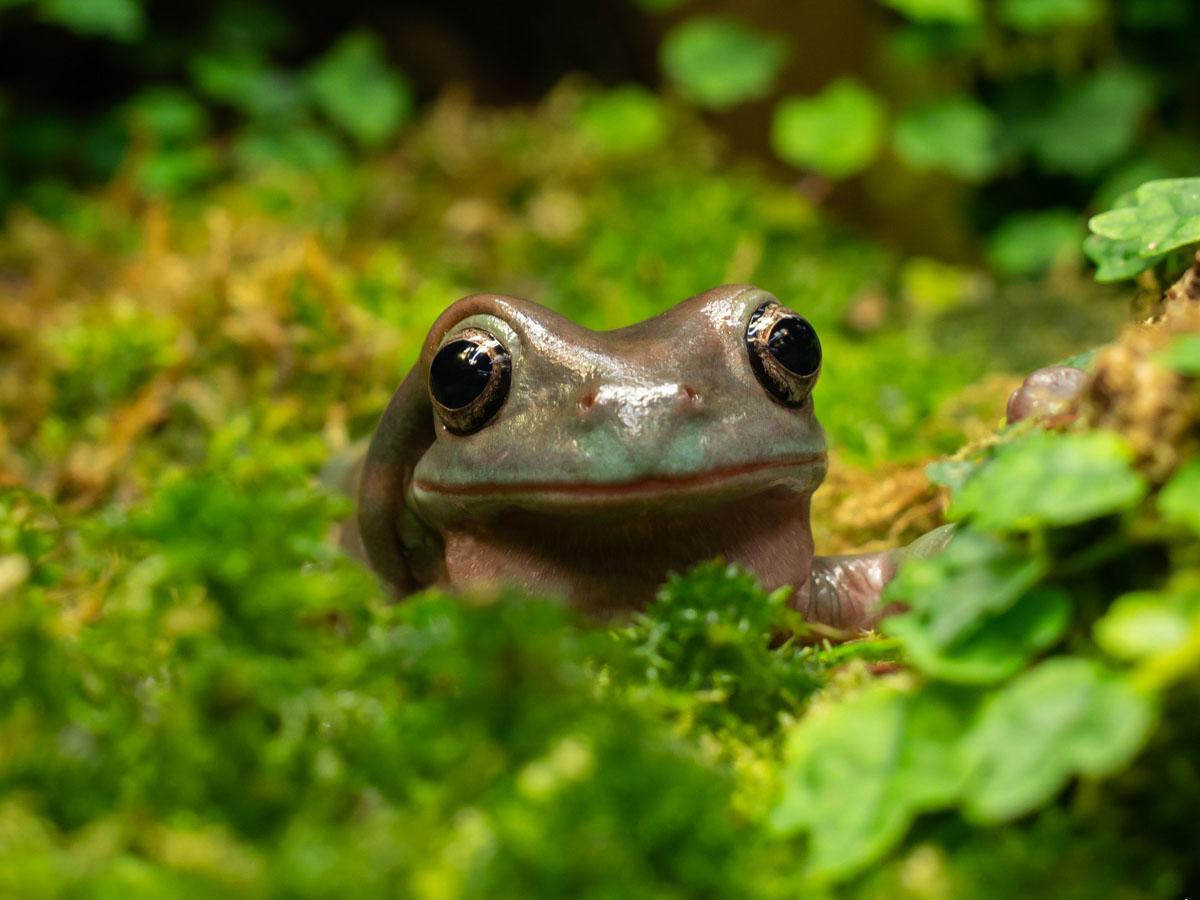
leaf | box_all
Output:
[191,51,306,121]
[771,79,886,178]
[888,587,1071,684]
[986,209,1082,278]
[37,0,143,41]
[307,31,414,148]
[998,0,1102,31]
[876,0,982,24]
[1094,590,1194,661]
[893,97,999,181]
[1089,177,1200,257]
[950,430,1147,531]
[771,684,970,880]
[962,658,1155,822]
[575,86,667,157]
[631,0,690,9]
[124,88,210,143]
[1083,233,1162,283]
[660,16,789,111]
[1159,458,1200,531]
[1027,68,1152,176]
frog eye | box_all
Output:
[745,300,821,406]
[429,327,512,435]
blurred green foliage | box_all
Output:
[2,0,1199,896]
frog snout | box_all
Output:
[575,382,701,423]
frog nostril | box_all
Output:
[681,384,698,403]
[578,390,598,413]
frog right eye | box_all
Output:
[745,300,821,407]
[429,327,512,435]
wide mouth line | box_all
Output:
[413,453,826,498]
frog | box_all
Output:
[357,284,954,633]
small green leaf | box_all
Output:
[771,79,886,178]
[963,658,1155,822]
[1089,177,1200,257]
[631,0,689,10]
[307,31,414,148]
[951,430,1147,531]
[37,0,143,41]
[877,0,982,24]
[888,586,1071,684]
[575,86,667,157]
[191,51,306,121]
[893,97,999,181]
[987,209,1082,278]
[771,684,970,880]
[998,0,1102,31]
[1083,233,1162,283]
[1026,68,1152,177]
[1094,590,1194,661]
[1159,458,1200,531]
[660,16,789,111]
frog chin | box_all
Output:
[431,485,818,618]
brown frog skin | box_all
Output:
[358,284,953,633]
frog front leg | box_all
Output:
[800,524,956,634]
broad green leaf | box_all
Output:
[877,0,981,24]
[893,97,999,181]
[1094,590,1194,661]
[1089,177,1200,257]
[1159,458,1200,531]
[771,684,970,880]
[771,79,885,178]
[575,86,667,157]
[1083,233,1162,283]
[886,531,1045,649]
[924,458,979,494]
[963,658,1155,822]
[660,16,789,111]
[1028,68,1151,176]
[307,31,414,148]
[986,209,1082,278]
[37,0,143,40]
[951,430,1147,531]
[998,0,1102,31]
[887,586,1071,684]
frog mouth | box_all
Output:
[412,452,826,506]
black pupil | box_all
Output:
[767,318,821,376]
[430,339,493,409]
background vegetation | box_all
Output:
[1,0,1199,896]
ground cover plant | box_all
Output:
[3,8,1200,897]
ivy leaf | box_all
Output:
[950,430,1147,531]
[1094,589,1195,661]
[893,97,999,181]
[1089,177,1200,257]
[771,79,885,179]
[1026,68,1152,177]
[884,531,1068,683]
[1083,233,1162,283]
[660,16,789,111]
[962,658,1155,822]
[307,31,414,148]
[998,0,1102,32]
[876,0,982,24]
[771,684,970,880]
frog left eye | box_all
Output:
[429,327,512,435]
[745,301,821,406]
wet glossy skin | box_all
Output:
[358,284,949,632]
